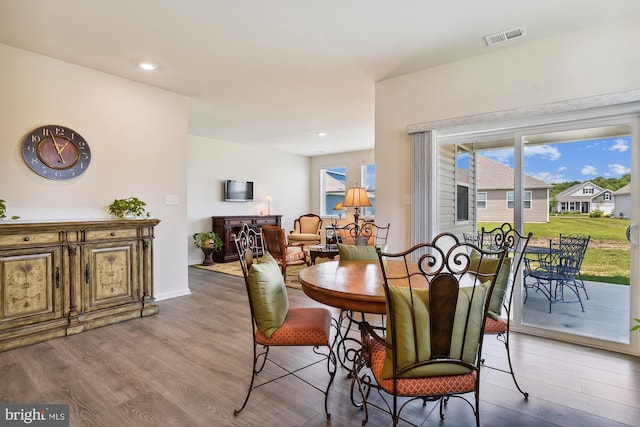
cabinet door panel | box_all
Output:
[84,242,139,311]
[0,248,63,326]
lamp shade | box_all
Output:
[342,187,372,208]
[333,202,344,210]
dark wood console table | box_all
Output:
[212,215,282,262]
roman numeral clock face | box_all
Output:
[22,125,91,180]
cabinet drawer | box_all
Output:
[85,229,138,241]
[255,218,276,226]
[0,232,60,246]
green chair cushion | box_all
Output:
[247,252,289,338]
[381,280,490,379]
[337,243,381,260]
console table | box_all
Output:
[0,219,160,352]
[212,215,282,262]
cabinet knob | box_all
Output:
[110,232,116,236]
[23,236,30,242]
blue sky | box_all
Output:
[480,136,631,184]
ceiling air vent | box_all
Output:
[484,26,527,47]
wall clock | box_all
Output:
[22,124,91,180]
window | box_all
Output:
[360,163,376,217]
[320,167,346,216]
[477,192,487,209]
[583,187,594,194]
[507,191,532,209]
[604,192,611,201]
[455,148,470,222]
[457,185,469,221]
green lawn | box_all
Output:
[478,216,631,284]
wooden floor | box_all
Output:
[1,267,639,426]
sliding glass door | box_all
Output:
[432,114,638,353]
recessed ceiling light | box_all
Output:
[138,62,157,71]
[317,131,326,137]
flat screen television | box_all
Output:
[224,180,254,202]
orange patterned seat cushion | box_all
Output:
[484,315,507,334]
[285,247,306,262]
[256,307,332,346]
[368,339,477,396]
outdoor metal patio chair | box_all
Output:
[524,236,589,313]
[559,233,591,300]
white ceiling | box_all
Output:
[1,1,638,156]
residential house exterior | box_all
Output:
[554,182,614,215]
[476,156,552,223]
[612,184,631,219]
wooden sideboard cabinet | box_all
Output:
[212,215,282,262]
[0,219,160,352]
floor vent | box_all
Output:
[484,26,527,47]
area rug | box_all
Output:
[192,261,305,289]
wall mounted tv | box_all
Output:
[224,180,254,202]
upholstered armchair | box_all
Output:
[288,213,322,246]
[261,225,310,280]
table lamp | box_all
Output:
[265,195,272,215]
[333,202,346,219]
[342,185,372,226]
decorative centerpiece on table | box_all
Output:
[193,231,223,266]
[108,197,151,219]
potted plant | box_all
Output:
[108,197,150,219]
[193,231,223,266]
[0,199,20,221]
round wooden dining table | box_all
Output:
[298,259,387,314]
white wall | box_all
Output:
[0,43,189,300]
[375,18,640,251]
[187,135,310,265]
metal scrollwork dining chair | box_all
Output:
[478,223,532,398]
[332,222,391,371]
[233,224,337,419]
[336,222,390,247]
[355,232,508,427]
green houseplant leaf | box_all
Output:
[193,231,223,251]
[108,197,151,219]
[0,199,20,221]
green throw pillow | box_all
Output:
[337,243,380,260]
[381,281,489,379]
[488,257,511,320]
[468,251,511,320]
[468,250,501,282]
[247,252,289,338]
